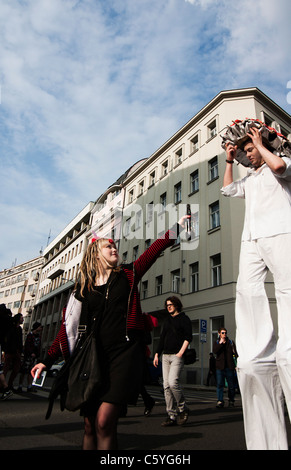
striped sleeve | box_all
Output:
[43,310,70,368]
[133,224,178,282]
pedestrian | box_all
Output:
[213,327,237,408]
[3,313,23,390]
[221,120,291,449]
[32,215,190,450]
[0,346,13,400]
[17,322,43,392]
[206,352,216,386]
[153,296,192,426]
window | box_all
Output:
[142,281,148,299]
[17,285,25,294]
[174,182,182,204]
[190,134,199,153]
[211,254,222,287]
[122,252,128,263]
[190,262,199,292]
[208,119,217,139]
[162,160,168,176]
[160,192,167,210]
[146,202,154,223]
[191,320,200,361]
[138,180,144,196]
[155,275,163,295]
[149,171,156,186]
[133,245,139,261]
[128,189,134,204]
[209,201,220,229]
[171,269,180,293]
[190,170,199,193]
[136,210,142,230]
[145,239,151,250]
[208,156,218,182]
[124,218,131,237]
[175,148,183,166]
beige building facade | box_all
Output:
[0,256,44,340]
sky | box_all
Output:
[0,0,290,270]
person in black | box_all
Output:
[206,352,216,386]
[153,296,192,426]
[3,313,23,390]
[213,327,238,408]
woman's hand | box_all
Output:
[31,363,46,378]
[178,214,191,229]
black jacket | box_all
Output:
[213,337,238,371]
[156,312,192,356]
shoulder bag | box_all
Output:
[46,291,105,419]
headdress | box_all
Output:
[221,118,291,167]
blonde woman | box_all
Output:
[32,215,189,450]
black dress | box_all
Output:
[78,270,143,417]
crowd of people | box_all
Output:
[1,121,291,451]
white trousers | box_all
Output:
[236,233,291,450]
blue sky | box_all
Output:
[0,0,290,270]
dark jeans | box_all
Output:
[216,368,236,402]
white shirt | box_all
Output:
[221,157,291,241]
[64,293,82,354]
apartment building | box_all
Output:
[96,87,290,384]
[31,202,94,356]
[0,256,44,339]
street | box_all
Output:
[1,377,291,452]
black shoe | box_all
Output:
[144,399,155,416]
[216,401,224,408]
[161,417,176,427]
[177,408,189,425]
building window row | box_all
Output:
[141,254,222,299]
[128,155,219,206]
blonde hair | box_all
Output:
[76,238,120,297]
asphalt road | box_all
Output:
[0,378,290,454]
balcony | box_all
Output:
[47,263,65,280]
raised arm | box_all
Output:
[223,143,237,187]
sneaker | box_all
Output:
[161,417,177,427]
[1,389,13,400]
[216,401,224,408]
[177,408,189,425]
[228,401,235,407]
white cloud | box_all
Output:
[0,0,290,269]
